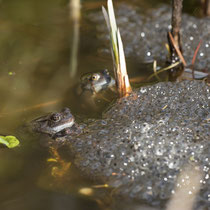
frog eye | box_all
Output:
[51,113,61,122]
[92,74,100,81]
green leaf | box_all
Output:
[102,6,118,64]
[0,136,20,148]
[107,0,117,46]
[102,6,110,32]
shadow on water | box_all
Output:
[0,0,208,210]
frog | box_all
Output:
[67,69,117,115]
[79,69,116,95]
[31,107,80,139]
[32,71,115,136]
[32,80,210,209]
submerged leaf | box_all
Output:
[0,136,20,148]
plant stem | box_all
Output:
[69,0,81,78]
[171,0,183,46]
[204,0,210,16]
[102,0,132,97]
[168,0,184,81]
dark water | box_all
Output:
[0,0,208,210]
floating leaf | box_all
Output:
[8,72,15,76]
[0,136,20,148]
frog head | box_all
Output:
[31,107,75,137]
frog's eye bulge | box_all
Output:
[92,74,100,81]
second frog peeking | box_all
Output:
[65,69,117,115]
[78,69,116,95]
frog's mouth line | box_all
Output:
[51,120,75,133]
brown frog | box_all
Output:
[79,69,116,95]
[31,107,81,139]
[70,69,116,114]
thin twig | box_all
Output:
[168,32,186,66]
[168,0,184,81]
[147,61,180,81]
[191,40,202,79]
[153,60,161,81]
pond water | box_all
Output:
[0,0,208,210]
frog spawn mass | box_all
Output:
[89,4,210,71]
[60,81,210,209]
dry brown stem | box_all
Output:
[191,40,202,79]
[171,0,183,46]
[102,0,132,97]
[168,32,186,66]
[202,0,210,16]
[168,0,184,81]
